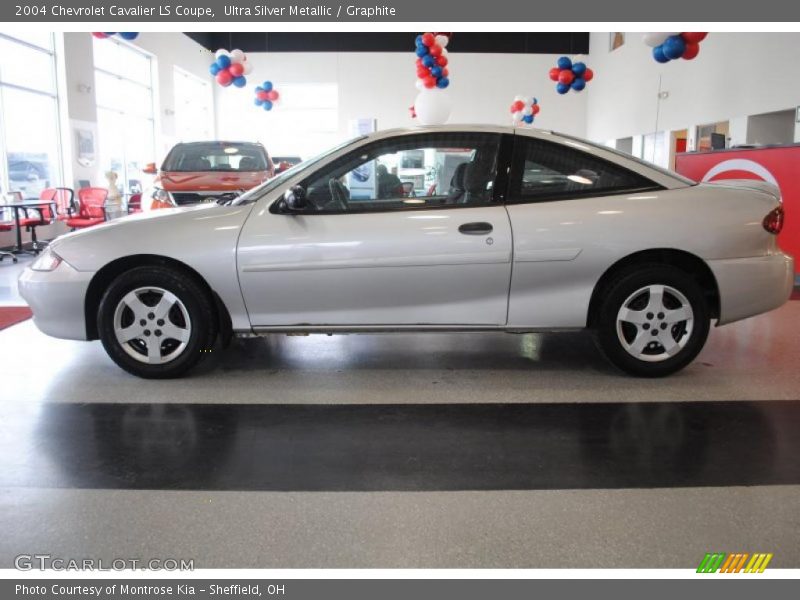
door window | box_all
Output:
[510,137,660,203]
[299,132,502,212]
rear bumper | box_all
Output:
[708,252,794,325]
[18,261,93,340]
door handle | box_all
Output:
[459,222,493,235]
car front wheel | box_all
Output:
[97,266,218,379]
[594,265,710,377]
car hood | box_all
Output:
[50,203,255,272]
[158,170,268,191]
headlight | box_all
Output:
[143,187,175,211]
[30,247,63,272]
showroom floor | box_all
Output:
[1,255,799,568]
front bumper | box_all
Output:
[18,261,93,340]
[708,252,794,325]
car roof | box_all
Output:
[174,141,265,147]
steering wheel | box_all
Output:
[328,178,349,211]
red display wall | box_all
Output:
[675,146,800,274]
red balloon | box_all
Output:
[216,70,233,86]
[421,32,435,47]
[558,69,574,85]
[416,58,423,67]
[681,42,700,60]
[229,63,244,77]
[532,104,540,115]
[267,90,279,101]
[257,90,269,101]
[441,67,449,77]
[417,66,429,78]
[92,32,109,38]
[423,76,436,89]
[436,55,448,67]
[548,67,561,82]
[511,100,525,112]
[681,32,708,43]
[583,68,594,82]
[429,44,442,57]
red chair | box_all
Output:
[66,187,108,230]
[127,193,142,214]
[41,187,76,222]
[18,192,57,254]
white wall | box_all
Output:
[215,51,588,157]
[586,32,800,144]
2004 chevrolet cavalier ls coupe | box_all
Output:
[19,126,794,378]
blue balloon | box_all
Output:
[254,86,263,93]
[533,97,538,104]
[571,77,586,92]
[415,45,429,57]
[415,35,423,46]
[662,35,686,60]
[209,63,220,76]
[233,76,247,88]
[216,55,231,69]
[556,82,570,95]
[436,77,449,89]
[254,98,263,106]
[262,80,273,92]
[557,56,572,70]
[119,32,139,40]
[422,55,435,68]
[652,45,670,63]
[571,62,586,76]
[430,66,442,78]
[523,115,534,124]
[263,100,273,111]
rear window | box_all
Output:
[163,143,269,172]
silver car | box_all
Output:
[19,126,794,378]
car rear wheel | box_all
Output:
[98,266,218,379]
[594,265,710,377]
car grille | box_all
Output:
[171,191,240,206]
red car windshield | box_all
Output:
[163,143,269,172]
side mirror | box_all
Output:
[142,162,157,175]
[282,185,308,211]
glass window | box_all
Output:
[0,32,61,199]
[299,133,501,213]
[94,37,155,195]
[509,137,659,203]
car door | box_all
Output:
[237,131,514,327]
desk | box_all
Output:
[0,200,57,253]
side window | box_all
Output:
[509,137,660,202]
[300,132,501,212]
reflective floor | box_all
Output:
[1,255,799,567]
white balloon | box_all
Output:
[414,89,452,126]
[415,79,424,91]
[521,96,531,106]
[522,106,533,116]
[514,95,524,102]
[242,61,253,75]
[435,34,449,48]
[215,48,230,60]
[511,111,523,122]
[643,32,679,47]
[230,49,245,64]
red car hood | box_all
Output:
[157,170,268,192]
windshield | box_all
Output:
[231,135,367,205]
[163,142,269,172]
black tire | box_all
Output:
[594,264,710,377]
[97,266,218,379]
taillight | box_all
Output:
[763,206,784,234]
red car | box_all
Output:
[142,141,274,210]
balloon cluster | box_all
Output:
[645,33,708,63]
[92,32,139,41]
[209,49,252,88]
[414,32,451,90]
[549,57,593,95]
[510,96,540,126]
[254,81,280,111]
